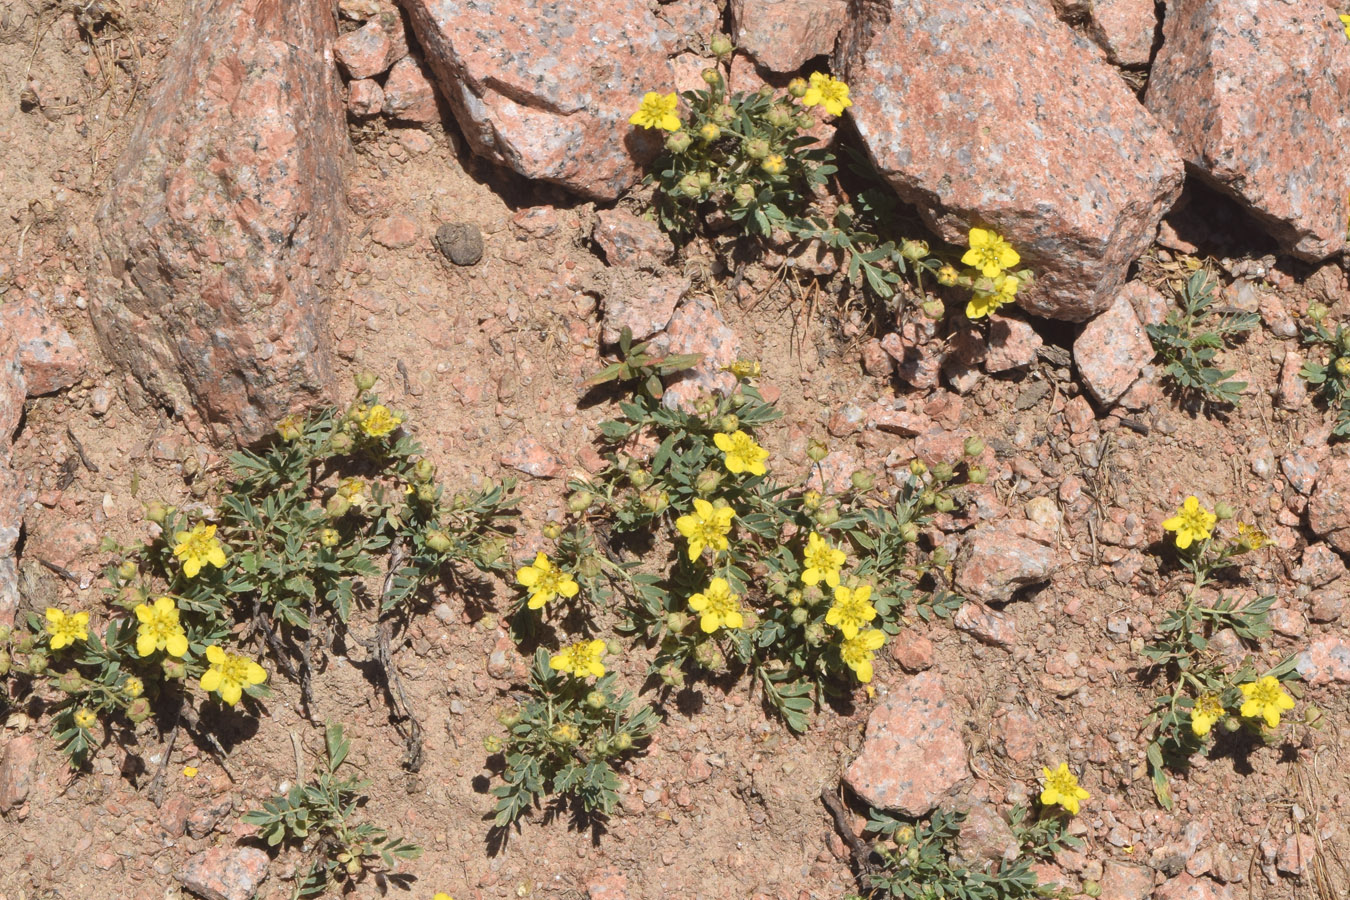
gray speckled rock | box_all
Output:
[1145,0,1350,261]
[730,0,847,73]
[399,0,676,199]
[839,0,1184,321]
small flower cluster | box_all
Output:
[944,227,1030,320]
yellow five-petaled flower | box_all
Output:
[961,227,1020,279]
[630,91,681,132]
[1190,693,1224,737]
[550,639,607,678]
[826,584,877,640]
[688,577,744,633]
[713,430,769,477]
[173,522,228,578]
[1239,676,1295,728]
[1162,495,1217,550]
[134,596,189,657]
[1040,763,1090,815]
[199,645,267,706]
[840,628,885,683]
[45,607,90,650]
[675,498,736,562]
[801,72,852,117]
[966,273,1019,320]
[801,531,846,588]
[516,552,580,610]
[358,404,402,438]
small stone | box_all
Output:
[433,222,484,266]
[90,386,112,415]
[586,867,629,900]
[383,55,440,124]
[174,846,270,900]
[984,316,1043,373]
[159,794,193,837]
[889,631,934,671]
[1268,608,1305,638]
[860,338,894,377]
[187,797,235,838]
[599,273,689,345]
[347,79,384,117]
[1,293,88,397]
[1064,395,1095,434]
[953,601,1018,647]
[1308,584,1346,624]
[1280,452,1319,495]
[651,296,741,410]
[1308,464,1350,554]
[371,214,420,249]
[1100,859,1154,900]
[844,671,969,816]
[1275,350,1307,411]
[0,734,38,815]
[486,631,515,680]
[955,522,1059,603]
[499,436,566,478]
[335,20,398,79]
[881,321,943,390]
[999,709,1038,762]
[1153,873,1236,900]
[1276,833,1316,876]
[730,0,847,72]
[1075,290,1154,405]
[953,800,1019,866]
[592,208,673,270]
[1295,638,1350,685]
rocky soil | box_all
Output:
[1,0,1349,899]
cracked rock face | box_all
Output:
[399,0,677,200]
[839,0,1183,321]
[1145,0,1350,262]
[92,0,348,446]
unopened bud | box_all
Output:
[963,436,986,457]
[354,371,378,392]
[639,489,669,515]
[766,105,793,128]
[144,501,169,524]
[709,33,733,57]
[802,490,822,511]
[908,459,928,477]
[329,431,354,455]
[586,690,608,710]
[1306,301,1328,322]
[425,528,452,554]
[701,67,721,85]
[806,439,829,462]
[693,642,724,670]
[790,607,810,625]
[665,131,692,153]
[967,465,988,484]
[666,611,691,633]
[733,183,755,206]
[162,658,187,680]
[931,547,949,568]
[931,462,954,482]
[483,735,503,754]
[850,471,875,492]
[922,299,945,320]
[714,103,735,123]
[276,414,304,442]
[802,585,824,606]
[0,650,11,677]
[122,676,144,699]
[900,239,929,261]
[767,572,788,597]
[695,469,721,495]
[900,522,920,543]
[934,494,955,513]
[1214,502,1235,521]
[118,560,138,581]
[27,652,48,676]
[578,555,604,579]
[127,697,152,723]
[567,491,594,513]
[718,414,740,433]
[744,138,769,159]
[814,507,840,527]
[659,663,686,689]
[319,528,340,548]
[1082,881,1101,899]
[497,708,522,728]
[629,469,653,489]
[787,77,807,98]
[58,670,84,693]
[327,495,352,518]
[1337,357,1350,377]
[699,122,721,142]
[413,458,436,483]
[612,731,634,751]
[542,522,563,540]
[804,623,827,646]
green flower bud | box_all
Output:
[665,131,692,153]
[567,491,594,513]
[666,611,691,633]
[804,623,827,646]
[921,299,946,320]
[58,670,84,693]
[963,436,986,457]
[900,522,920,543]
[850,471,875,492]
[542,522,563,540]
[1306,301,1328,322]
[802,489,822,511]
[329,431,354,455]
[144,501,169,524]
[354,371,378,392]
[908,459,928,477]
[787,78,807,98]
[934,494,955,513]
[612,731,634,751]
[699,122,721,142]
[967,465,988,484]
[931,547,950,568]
[718,414,740,433]
[709,33,733,57]
[639,489,669,515]
[477,537,508,566]
[701,67,721,85]
[693,642,724,670]
[27,652,48,676]
[900,239,929,261]
[0,650,11,677]
[1337,357,1350,377]
[413,458,436,483]
[744,138,769,159]
[659,663,685,689]
[162,658,186,680]
[118,560,138,581]
[629,469,653,489]
[1214,502,1235,521]
[0,626,11,645]
[802,585,824,606]
[757,85,774,99]
[483,734,504,754]
[767,572,788,597]
[732,183,755,206]
[787,588,804,607]
[931,462,955,482]
[326,494,352,518]
[920,489,938,507]
[678,174,703,198]
[319,527,340,547]
[794,112,814,130]
[790,607,810,626]
[766,106,792,128]
[1082,880,1101,899]
[714,103,735,123]
[416,483,439,504]
[127,697,152,723]
[14,633,34,653]
[578,555,604,579]
[586,690,608,710]
[696,171,713,189]
[497,707,522,728]
[814,507,840,527]
[425,528,453,553]
[695,468,721,495]
[806,438,829,462]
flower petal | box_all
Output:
[200,669,221,692]
[166,633,189,658]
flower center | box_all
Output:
[705,590,737,619]
[841,639,870,666]
[536,569,563,595]
[1250,682,1280,706]
[1048,771,1076,793]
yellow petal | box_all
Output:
[245,661,267,685]
[516,566,541,587]
[714,433,734,452]
[166,633,189,658]
[200,669,222,692]
[527,592,549,610]
[724,610,744,630]
[855,659,873,683]
[220,682,243,706]
[699,615,719,633]
[183,557,202,578]
[549,654,569,671]
[136,632,158,657]
[46,608,63,623]
[207,546,227,568]
[206,645,226,665]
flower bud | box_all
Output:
[693,642,724,670]
[967,465,988,485]
[804,623,827,646]
[802,490,822,511]
[921,299,946,320]
[931,462,955,482]
[1082,881,1101,899]
[415,483,438,504]
[354,371,378,392]
[790,607,810,625]
[118,560,138,581]
[1214,501,1235,521]
[483,734,504,754]
[578,555,603,579]
[900,239,929,261]
[567,491,594,513]
[127,697,152,723]
[0,650,9,677]
[699,122,721,142]
[1306,301,1328,322]
[850,471,875,492]
[425,529,453,553]
[787,77,807,98]
[733,183,755,206]
[937,264,959,286]
[144,501,169,524]
[665,130,692,153]
[585,691,608,711]
[276,414,303,442]
[900,522,920,543]
[766,105,792,128]
[802,585,825,606]
[714,103,735,123]
[701,67,721,85]
[612,731,634,751]
[551,723,578,745]
[14,633,34,653]
[346,858,363,876]
[477,538,508,567]
[744,138,769,159]
[666,611,691,633]
[814,506,839,527]
[963,436,986,457]
[696,171,712,189]
[934,494,955,513]
[639,489,669,516]
[413,458,436,483]
[0,626,8,645]
[806,438,830,462]
[908,459,928,477]
[58,670,84,693]
[162,658,186,680]
[542,522,563,540]
[659,663,686,689]
[329,431,354,455]
[767,572,788,597]
[787,588,804,607]
[695,468,721,495]
[629,469,653,489]
[1337,357,1350,377]
[678,174,703,198]
[931,547,950,568]
[761,154,786,176]
[27,652,48,676]
[326,495,352,518]
[497,707,522,727]
[123,676,145,699]
[319,528,340,548]
[795,113,815,130]
[709,33,733,57]
[1304,704,1324,729]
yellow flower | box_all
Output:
[960,227,1020,278]
[359,404,402,438]
[73,708,97,730]
[134,596,189,658]
[172,522,227,578]
[1040,763,1090,815]
[199,645,267,706]
[44,607,89,650]
[801,72,852,117]
[550,640,606,678]
[515,552,580,610]
[1162,496,1217,550]
[122,676,145,699]
[1235,522,1268,552]
[433,895,456,900]
[801,531,846,588]
[839,628,885,682]
[1341,13,1350,39]
[1190,693,1224,737]
[551,722,579,744]
[937,264,959,286]
[337,477,368,505]
[761,154,786,176]
[713,430,770,477]
[966,273,1019,320]
[699,122,721,141]
[182,765,198,778]
[630,91,681,131]
[688,577,744,633]
[1239,676,1295,728]
[826,584,877,640]
[675,498,735,561]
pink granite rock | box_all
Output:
[1308,461,1350,554]
[953,601,1018,647]
[174,846,270,900]
[844,671,969,815]
[92,0,346,446]
[334,19,399,79]
[1145,0,1350,261]
[1153,874,1235,900]
[1075,289,1154,405]
[399,0,676,199]
[347,78,384,116]
[839,0,1183,321]
[599,273,688,345]
[984,316,1042,373]
[592,207,674,270]
[0,734,38,815]
[730,0,847,73]
[652,296,741,409]
[0,327,23,442]
[955,521,1059,602]
[1295,637,1350,686]
[0,293,87,396]
[383,54,441,124]
[1102,860,1155,900]
[1087,0,1157,67]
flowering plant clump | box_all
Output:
[516,552,581,610]
[1,374,516,769]
[488,649,656,829]
[1139,496,1304,809]
[1298,309,1350,439]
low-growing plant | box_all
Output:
[1298,306,1350,439]
[1141,495,1303,808]
[1147,267,1258,408]
[487,647,657,829]
[242,723,420,898]
[3,375,516,771]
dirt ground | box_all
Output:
[1,3,1348,900]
